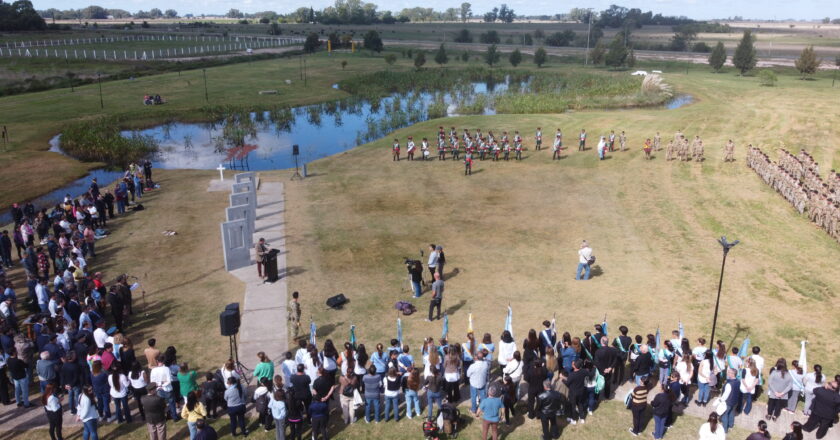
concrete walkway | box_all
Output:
[230,181,289,373]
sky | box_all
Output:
[32,0,840,21]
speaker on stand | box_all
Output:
[219,303,251,381]
[291,144,303,181]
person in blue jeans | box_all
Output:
[371,345,388,379]
[466,352,489,414]
[90,361,111,420]
[362,366,383,423]
[424,365,444,418]
[575,241,592,280]
[383,368,401,422]
[404,368,422,418]
[650,383,671,439]
[6,350,31,408]
[408,261,423,298]
[77,386,100,440]
[720,368,742,433]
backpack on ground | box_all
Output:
[394,300,416,316]
[422,418,439,439]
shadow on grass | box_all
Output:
[444,299,467,316]
[590,265,605,278]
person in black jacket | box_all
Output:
[563,359,592,424]
[142,383,167,439]
[107,286,124,332]
[632,344,654,386]
[60,351,83,415]
[594,336,618,399]
[802,381,840,439]
[613,326,633,386]
[526,360,547,419]
[650,383,672,440]
[535,379,563,440]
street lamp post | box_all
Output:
[585,8,593,66]
[708,236,740,349]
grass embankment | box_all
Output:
[285,68,840,383]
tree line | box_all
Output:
[1,0,46,31]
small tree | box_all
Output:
[534,46,547,67]
[534,29,545,41]
[341,60,348,70]
[461,50,469,62]
[363,30,384,52]
[758,69,777,87]
[479,30,500,44]
[708,41,727,72]
[626,49,636,68]
[795,45,820,79]
[384,53,397,69]
[303,33,320,53]
[590,40,606,65]
[434,44,449,67]
[733,30,757,76]
[484,44,500,67]
[604,36,628,69]
[414,51,426,70]
[454,29,473,43]
[508,48,522,67]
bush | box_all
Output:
[453,29,473,43]
[479,30,500,44]
[758,69,778,87]
[545,30,575,47]
[61,116,159,166]
[692,42,712,52]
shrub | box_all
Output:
[758,69,778,86]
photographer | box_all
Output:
[406,260,423,298]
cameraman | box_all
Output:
[407,260,423,298]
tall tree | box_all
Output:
[509,48,522,67]
[590,40,606,65]
[794,45,820,79]
[414,51,426,70]
[627,49,636,68]
[303,33,320,53]
[484,44,500,67]
[732,30,757,76]
[604,35,629,69]
[434,44,449,67]
[363,30,383,52]
[708,41,727,72]
[460,2,472,22]
[534,46,547,67]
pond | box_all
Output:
[18,81,692,225]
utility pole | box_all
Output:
[97,73,104,109]
[202,69,208,103]
[585,8,594,66]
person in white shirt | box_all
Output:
[150,355,181,421]
[427,244,439,281]
[48,294,59,318]
[576,241,593,281]
[739,358,759,415]
[698,412,726,440]
[281,352,297,389]
[35,280,50,313]
[108,370,133,423]
[498,330,517,371]
[502,351,523,400]
[93,323,108,349]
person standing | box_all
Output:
[766,358,792,421]
[803,364,824,416]
[141,383,167,440]
[269,389,287,440]
[477,385,504,440]
[628,377,650,436]
[594,336,618,399]
[224,377,248,437]
[255,238,269,280]
[576,241,593,281]
[698,412,726,440]
[802,381,840,439]
[427,272,444,322]
[42,383,64,440]
[578,129,586,151]
[77,385,100,440]
[408,261,423,298]
[526,360,548,419]
[109,367,133,423]
[747,420,772,440]
[535,379,563,440]
[650,383,671,440]
[288,291,301,341]
[719,368,741,433]
[181,391,207,440]
[7,349,32,407]
[363,365,383,423]
[466,351,489,415]
[427,244,438,280]
[563,360,589,425]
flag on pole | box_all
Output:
[349,325,356,348]
[799,340,807,372]
[678,320,684,341]
[442,313,449,339]
[468,312,474,334]
[397,318,403,346]
[602,314,608,337]
[309,320,317,347]
[738,337,751,358]
[505,305,513,337]
[655,327,661,355]
[550,313,556,337]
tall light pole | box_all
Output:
[97,73,103,109]
[585,8,594,66]
[708,236,740,350]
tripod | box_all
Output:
[291,154,303,181]
[228,333,253,385]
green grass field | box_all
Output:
[1,31,839,439]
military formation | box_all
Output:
[664,131,705,162]
[747,146,840,243]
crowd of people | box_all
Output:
[387,127,743,175]
[747,147,840,243]
[0,161,158,439]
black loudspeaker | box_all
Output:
[292,144,300,156]
[326,293,348,309]
[220,303,241,336]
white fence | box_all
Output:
[0,37,304,60]
[3,34,299,48]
